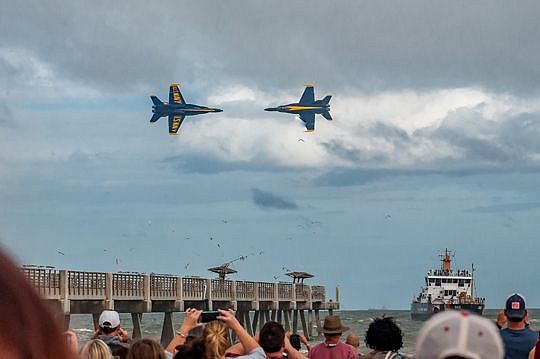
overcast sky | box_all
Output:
[2,1,540,310]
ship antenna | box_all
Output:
[471,263,476,299]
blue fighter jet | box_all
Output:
[150,84,222,135]
[264,85,332,132]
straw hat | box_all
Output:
[321,315,349,334]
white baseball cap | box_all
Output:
[415,311,504,359]
[99,310,120,329]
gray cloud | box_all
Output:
[162,153,297,175]
[0,102,14,127]
[466,202,540,213]
[321,122,412,165]
[425,109,540,166]
[2,1,540,94]
[251,188,298,210]
[312,166,540,188]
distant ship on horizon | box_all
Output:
[410,249,485,321]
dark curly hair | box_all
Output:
[364,317,403,351]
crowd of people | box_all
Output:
[0,248,539,358]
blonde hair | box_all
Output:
[203,321,229,359]
[80,339,113,359]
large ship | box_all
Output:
[411,249,485,321]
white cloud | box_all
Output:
[169,85,540,169]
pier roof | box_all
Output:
[208,265,237,280]
[286,271,314,283]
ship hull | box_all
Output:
[411,302,485,321]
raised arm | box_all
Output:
[218,309,260,354]
[284,332,309,359]
[166,308,202,353]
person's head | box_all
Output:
[259,321,285,354]
[321,315,349,341]
[99,310,121,335]
[127,338,166,359]
[504,293,527,322]
[289,334,301,351]
[203,321,229,359]
[364,317,403,352]
[0,248,75,358]
[345,333,360,348]
[415,311,504,359]
[81,339,113,359]
[174,336,205,359]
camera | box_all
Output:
[200,311,219,323]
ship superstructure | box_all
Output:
[411,249,485,320]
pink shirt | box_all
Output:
[308,340,357,359]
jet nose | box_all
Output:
[265,107,278,111]
[213,108,223,113]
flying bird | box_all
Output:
[385,214,392,219]
[56,249,65,256]
[221,219,228,224]
[298,139,305,142]
[115,257,120,265]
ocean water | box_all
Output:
[70,309,540,355]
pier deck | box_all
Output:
[23,266,339,346]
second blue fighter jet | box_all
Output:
[265,85,332,132]
[150,84,222,135]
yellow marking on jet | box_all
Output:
[305,129,315,132]
[287,106,320,111]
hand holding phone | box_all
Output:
[200,311,220,323]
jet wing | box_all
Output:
[169,84,186,104]
[299,112,315,132]
[299,85,314,105]
[168,115,185,135]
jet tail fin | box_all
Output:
[150,95,163,106]
[149,113,162,123]
[321,95,332,105]
[321,111,333,121]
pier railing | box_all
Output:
[22,267,333,312]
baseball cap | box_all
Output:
[505,293,526,320]
[415,311,504,359]
[99,310,120,329]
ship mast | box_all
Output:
[471,263,476,299]
[439,248,454,273]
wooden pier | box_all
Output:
[22,266,339,346]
